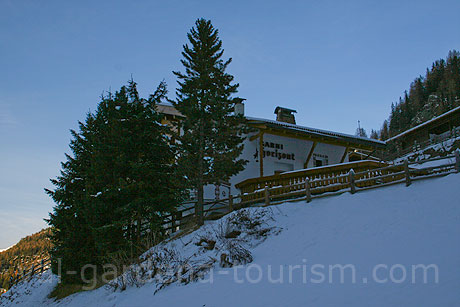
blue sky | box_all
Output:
[1,0,459,249]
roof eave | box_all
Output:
[247,119,385,150]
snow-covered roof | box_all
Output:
[246,116,386,149]
[156,102,184,118]
[387,105,460,142]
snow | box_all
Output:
[0,272,58,306]
[409,156,457,169]
[246,117,386,146]
[394,135,460,165]
[282,159,381,174]
[2,173,460,306]
[90,192,102,198]
[0,246,13,253]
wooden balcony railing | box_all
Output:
[235,160,406,203]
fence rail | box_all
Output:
[8,258,51,288]
[154,152,460,238]
[8,152,460,289]
[385,126,460,160]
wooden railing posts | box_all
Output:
[29,264,34,280]
[8,257,51,288]
[305,177,311,203]
[229,195,234,211]
[264,186,270,206]
[7,154,459,291]
[171,213,176,232]
[455,150,460,173]
[404,159,411,187]
[349,169,356,194]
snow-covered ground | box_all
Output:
[2,173,460,307]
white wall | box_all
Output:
[204,131,348,199]
[306,142,348,169]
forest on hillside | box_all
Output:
[0,229,51,291]
[372,50,460,140]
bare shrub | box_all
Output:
[223,241,253,266]
[229,207,274,232]
[195,234,216,251]
[107,207,280,294]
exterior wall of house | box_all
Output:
[204,131,348,199]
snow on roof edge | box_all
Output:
[387,105,460,142]
[246,116,386,146]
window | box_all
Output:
[313,153,328,168]
[274,162,294,174]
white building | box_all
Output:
[210,105,385,199]
[157,103,386,199]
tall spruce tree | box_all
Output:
[173,19,248,224]
[46,80,184,283]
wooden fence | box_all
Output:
[385,126,460,160]
[8,152,460,289]
[8,258,51,288]
[157,152,460,236]
[235,160,401,204]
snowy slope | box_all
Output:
[2,174,460,307]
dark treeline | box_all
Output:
[0,229,51,290]
[373,50,460,140]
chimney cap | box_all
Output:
[274,106,297,114]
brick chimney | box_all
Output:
[274,106,297,124]
[233,98,246,116]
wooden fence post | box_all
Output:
[171,212,176,233]
[404,159,411,186]
[177,211,182,230]
[455,150,460,173]
[41,259,44,273]
[349,169,356,194]
[305,178,312,203]
[264,186,270,206]
[30,264,35,278]
[228,195,233,211]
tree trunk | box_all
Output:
[196,119,205,225]
[137,213,141,245]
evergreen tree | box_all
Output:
[355,127,367,138]
[46,80,184,284]
[173,19,248,224]
[377,50,460,139]
[380,120,390,141]
[46,113,98,283]
[370,129,379,140]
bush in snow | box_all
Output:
[105,207,281,294]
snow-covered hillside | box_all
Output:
[2,174,460,307]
